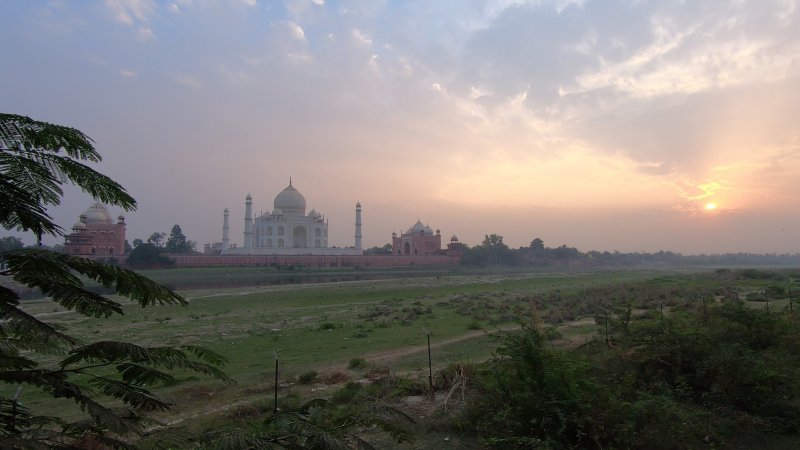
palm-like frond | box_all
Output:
[0,113,135,239]
[259,398,414,450]
[87,377,172,412]
[3,249,186,315]
[200,429,282,450]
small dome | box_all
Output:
[356,201,361,208]
[450,235,459,242]
[271,208,283,216]
[73,221,87,230]
[274,182,306,215]
[308,208,317,217]
[82,203,112,224]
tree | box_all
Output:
[364,244,393,255]
[0,113,229,447]
[530,237,544,253]
[461,234,520,266]
[0,236,24,253]
[132,238,143,248]
[126,243,175,268]
[165,224,188,253]
[146,232,165,247]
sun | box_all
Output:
[704,202,717,211]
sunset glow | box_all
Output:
[2,1,800,254]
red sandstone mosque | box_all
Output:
[63,203,126,256]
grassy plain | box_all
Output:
[13,266,800,428]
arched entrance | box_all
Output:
[403,242,411,255]
[292,226,308,248]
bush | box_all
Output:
[319,322,337,330]
[297,370,318,385]
[348,357,367,370]
[332,381,362,404]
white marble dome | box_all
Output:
[82,203,112,224]
[274,183,306,215]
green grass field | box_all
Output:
[12,266,800,425]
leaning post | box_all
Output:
[273,350,279,413]
[422,327,433,397]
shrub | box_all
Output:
[297,370,318,385]
[348,357,367,370]
[332,381,362,404]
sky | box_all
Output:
[2,0,800,254]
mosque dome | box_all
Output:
[72,221,87,231]
[408,220,434,235]
[450,235,459,242]
[274,182,306,215]
[82,203,112,224]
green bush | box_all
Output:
[332,381,362,404]
[347,357,367,370]
[297,370,317,385]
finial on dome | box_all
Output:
[356,201,361,208]
[289,176,292,186]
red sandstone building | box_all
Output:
[63,203,126,256]
[392,220,443,255]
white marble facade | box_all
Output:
[222,181,362,256]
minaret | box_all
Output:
[221,207,230,251]
[244,194,253,249]
[355,201,362,252]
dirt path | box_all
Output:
[153,318,599,428]
[153,324,520,428]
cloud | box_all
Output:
[120,69,137,77]
[173,74,201,88]
[351,28,372,45]
[286,21,306,41]
[137,26,155,41]
[104,0,155,26]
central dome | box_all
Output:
[83,202,112,224]
[274,182,306,215]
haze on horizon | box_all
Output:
[2,0,799,255]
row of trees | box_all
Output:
[132,224,196,254]
[458,234,800,267]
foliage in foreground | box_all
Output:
[463,303,800,449]
[0,113,230,448]
[185,398,414,450]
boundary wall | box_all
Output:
[166,254,457,268]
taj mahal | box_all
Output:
[221,180,363,256]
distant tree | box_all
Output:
[147,231,165,247]
[461,234,520,266]
[126,243,175,268]
[124,239,133,254]
[165,224,188,253]
[530,237,545,252]
[185,239,197,253]
[364,243,393,255]
[0,236,24,253]
[0,113,227,447]
[132,238,143,248]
